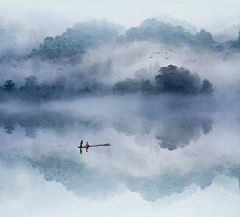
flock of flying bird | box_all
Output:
[149,49,172,59]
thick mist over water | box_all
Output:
[1,4,240,217]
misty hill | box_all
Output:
[150,14,198,35]
[214,31,240,53]
[214,23,240,43]
[28,19,124,63]
[26,18,216,64]
[1,16,238,65]
[117,18,215,49]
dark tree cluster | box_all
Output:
[155,65,213,95]
[113,65,214,96]
[0,75,93,103]
[113,78,141,95]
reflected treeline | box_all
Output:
[121,164,240,202]
[28,155,118,199]
[112,111,213,150]
[1,151,239,202]
[156,116,213,150]
[23,154,240,201]
[1,108,213,152]
[0,110,104,139]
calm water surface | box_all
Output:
[0,97,240,217]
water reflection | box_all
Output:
[155,116,213,150]
[123,164,240,202]
[0,99,240,216]
[1,151,238,203]
[27,155,119,199]
[0,109,106,139]
[0,109,214,153]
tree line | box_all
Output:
[0,65,214,103]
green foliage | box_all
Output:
[155,65,201,94]
[174,83,190,95]
[140,79,155,95]
[195,29,215,46]
[29,35,85,63]
[214,25,240,43]
[214,31,240,52]
[3,80,15,91]
[15,75,94,102]
[0,65,213,102]
[25,75,38,87]
[71,19,124,48]
[113,78,140,95]
[91,80,112,95]
[201,79,214,95]
[118,18,215,48]
[28,19,123,63]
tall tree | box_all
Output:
[201,79,214,95]
[3,80,15,91]
[25,75,38,87]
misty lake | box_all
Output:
[0,96,240,217]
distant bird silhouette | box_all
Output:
[165,52,168,54]
[165,58,169,59]
[149,56,153,58]
[155,52,161,54]
[169,49,172,51]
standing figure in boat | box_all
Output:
[79,140,83,154]
[80,140,83,148]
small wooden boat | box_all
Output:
[78,143,111,148]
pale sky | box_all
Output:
[1,4,240,35]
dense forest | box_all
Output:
[1,16,239,103]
